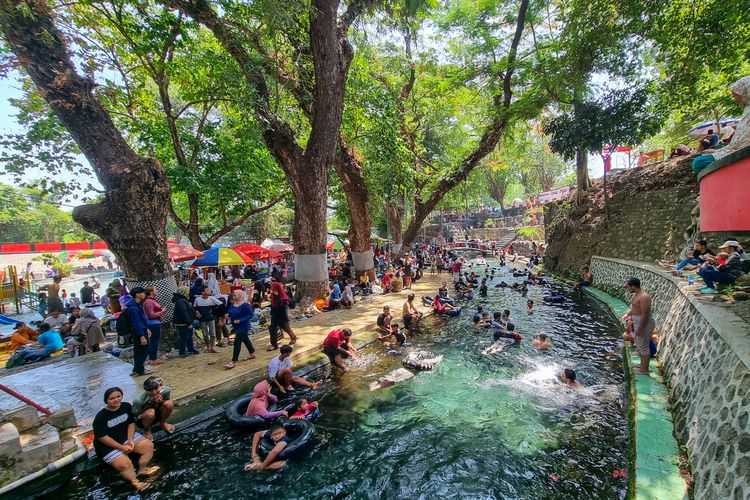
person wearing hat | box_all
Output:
[125,287,152,376]
[698,240,745,293]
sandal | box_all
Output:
[225,362,235,369]
[267,346,278,351]
[290,338,297,345]
[243,354,256,360]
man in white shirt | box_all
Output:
[43,311,67,332]
[268,345,321,393]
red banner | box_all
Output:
[1,243,32,253]
[34,242,63,252]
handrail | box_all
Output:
[0,384,52,415]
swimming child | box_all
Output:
[472,314,491,329]
[290,398,320,422]
[527,299,534,314]
[246,425,289,471]
[561,368,583,389]
[532,332,552,350]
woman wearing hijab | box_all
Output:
[244,380,288,419]
[692,76,750,173]
[206,272,221,297]
[226,290,256,369]
[189,274,204,303]
[268,280,298,351]
[68,308,106,356]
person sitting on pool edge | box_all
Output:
[268,345,322,394]
[93,387,157,490]
[245,425,289,471]
[572,266,593,290]
[561,368,583,389]
[323,328,357,372]
[133,376,174,440]
[437,282,454,305]
[402,294,423,330]
[532,332,552,350]
[376,305,392,335]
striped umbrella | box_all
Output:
[191,247,254,267]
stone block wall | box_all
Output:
[589,256,750,500]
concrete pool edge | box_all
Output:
[582,286,687,500]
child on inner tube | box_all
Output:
[431,296,457,315]
[246,425,289,471]
[493,322,523,342]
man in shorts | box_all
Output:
[625,277,655,375]
[132,377,174,440]
[268,345,321,393]
[322,328,357,372]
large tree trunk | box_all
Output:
[574,146,591,204]
[1,0,178,349]
[336,141,374,279]
[386,201,403,255]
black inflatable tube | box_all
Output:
[543,294,565,304]
[226,395,278,430]
[257,419,316,460]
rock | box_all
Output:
[0,423,22,460]
[712,294,732,302]
[19,424,61,466]
[43,406,77,430]
[4,405,40,432]
[732,291,750,301]
[735,275,750,286]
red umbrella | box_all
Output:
[267,243,293,253]
[232,243,283,260]
[167,243,204,262]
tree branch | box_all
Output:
[204,194,285,246]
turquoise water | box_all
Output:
[53,263,628,499]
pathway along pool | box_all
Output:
[55,264,629,499]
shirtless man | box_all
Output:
[625,277,655,375]
[376,306,393,335]
[402,294,423,330]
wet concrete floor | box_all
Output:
[0,351,137,429]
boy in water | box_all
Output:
[479,278,488,297]
[527,299,534,314]
[532,332,552,350]
[561,368,583,389]
[246,425,289,471]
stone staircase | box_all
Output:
[0,405,78,488]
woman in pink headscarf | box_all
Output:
[244,380,288,419]
[267,280,298,351]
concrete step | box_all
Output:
[4,405,40,432]
[0,422,22,460]
[19,424,62,467]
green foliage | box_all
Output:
[0,183,92,243]
[544,86,664,159]
[516,225,544,240]
[32,253,73,277]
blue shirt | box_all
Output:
[38,330,64,353]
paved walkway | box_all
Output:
[144,274,445,408]
[584,286,687,500]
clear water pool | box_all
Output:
[53,263,629,499]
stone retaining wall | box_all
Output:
[589,256,750,500]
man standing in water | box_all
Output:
[625,277,655,375]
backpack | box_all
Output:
[5,351,25,369]
[116,309,134,347]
